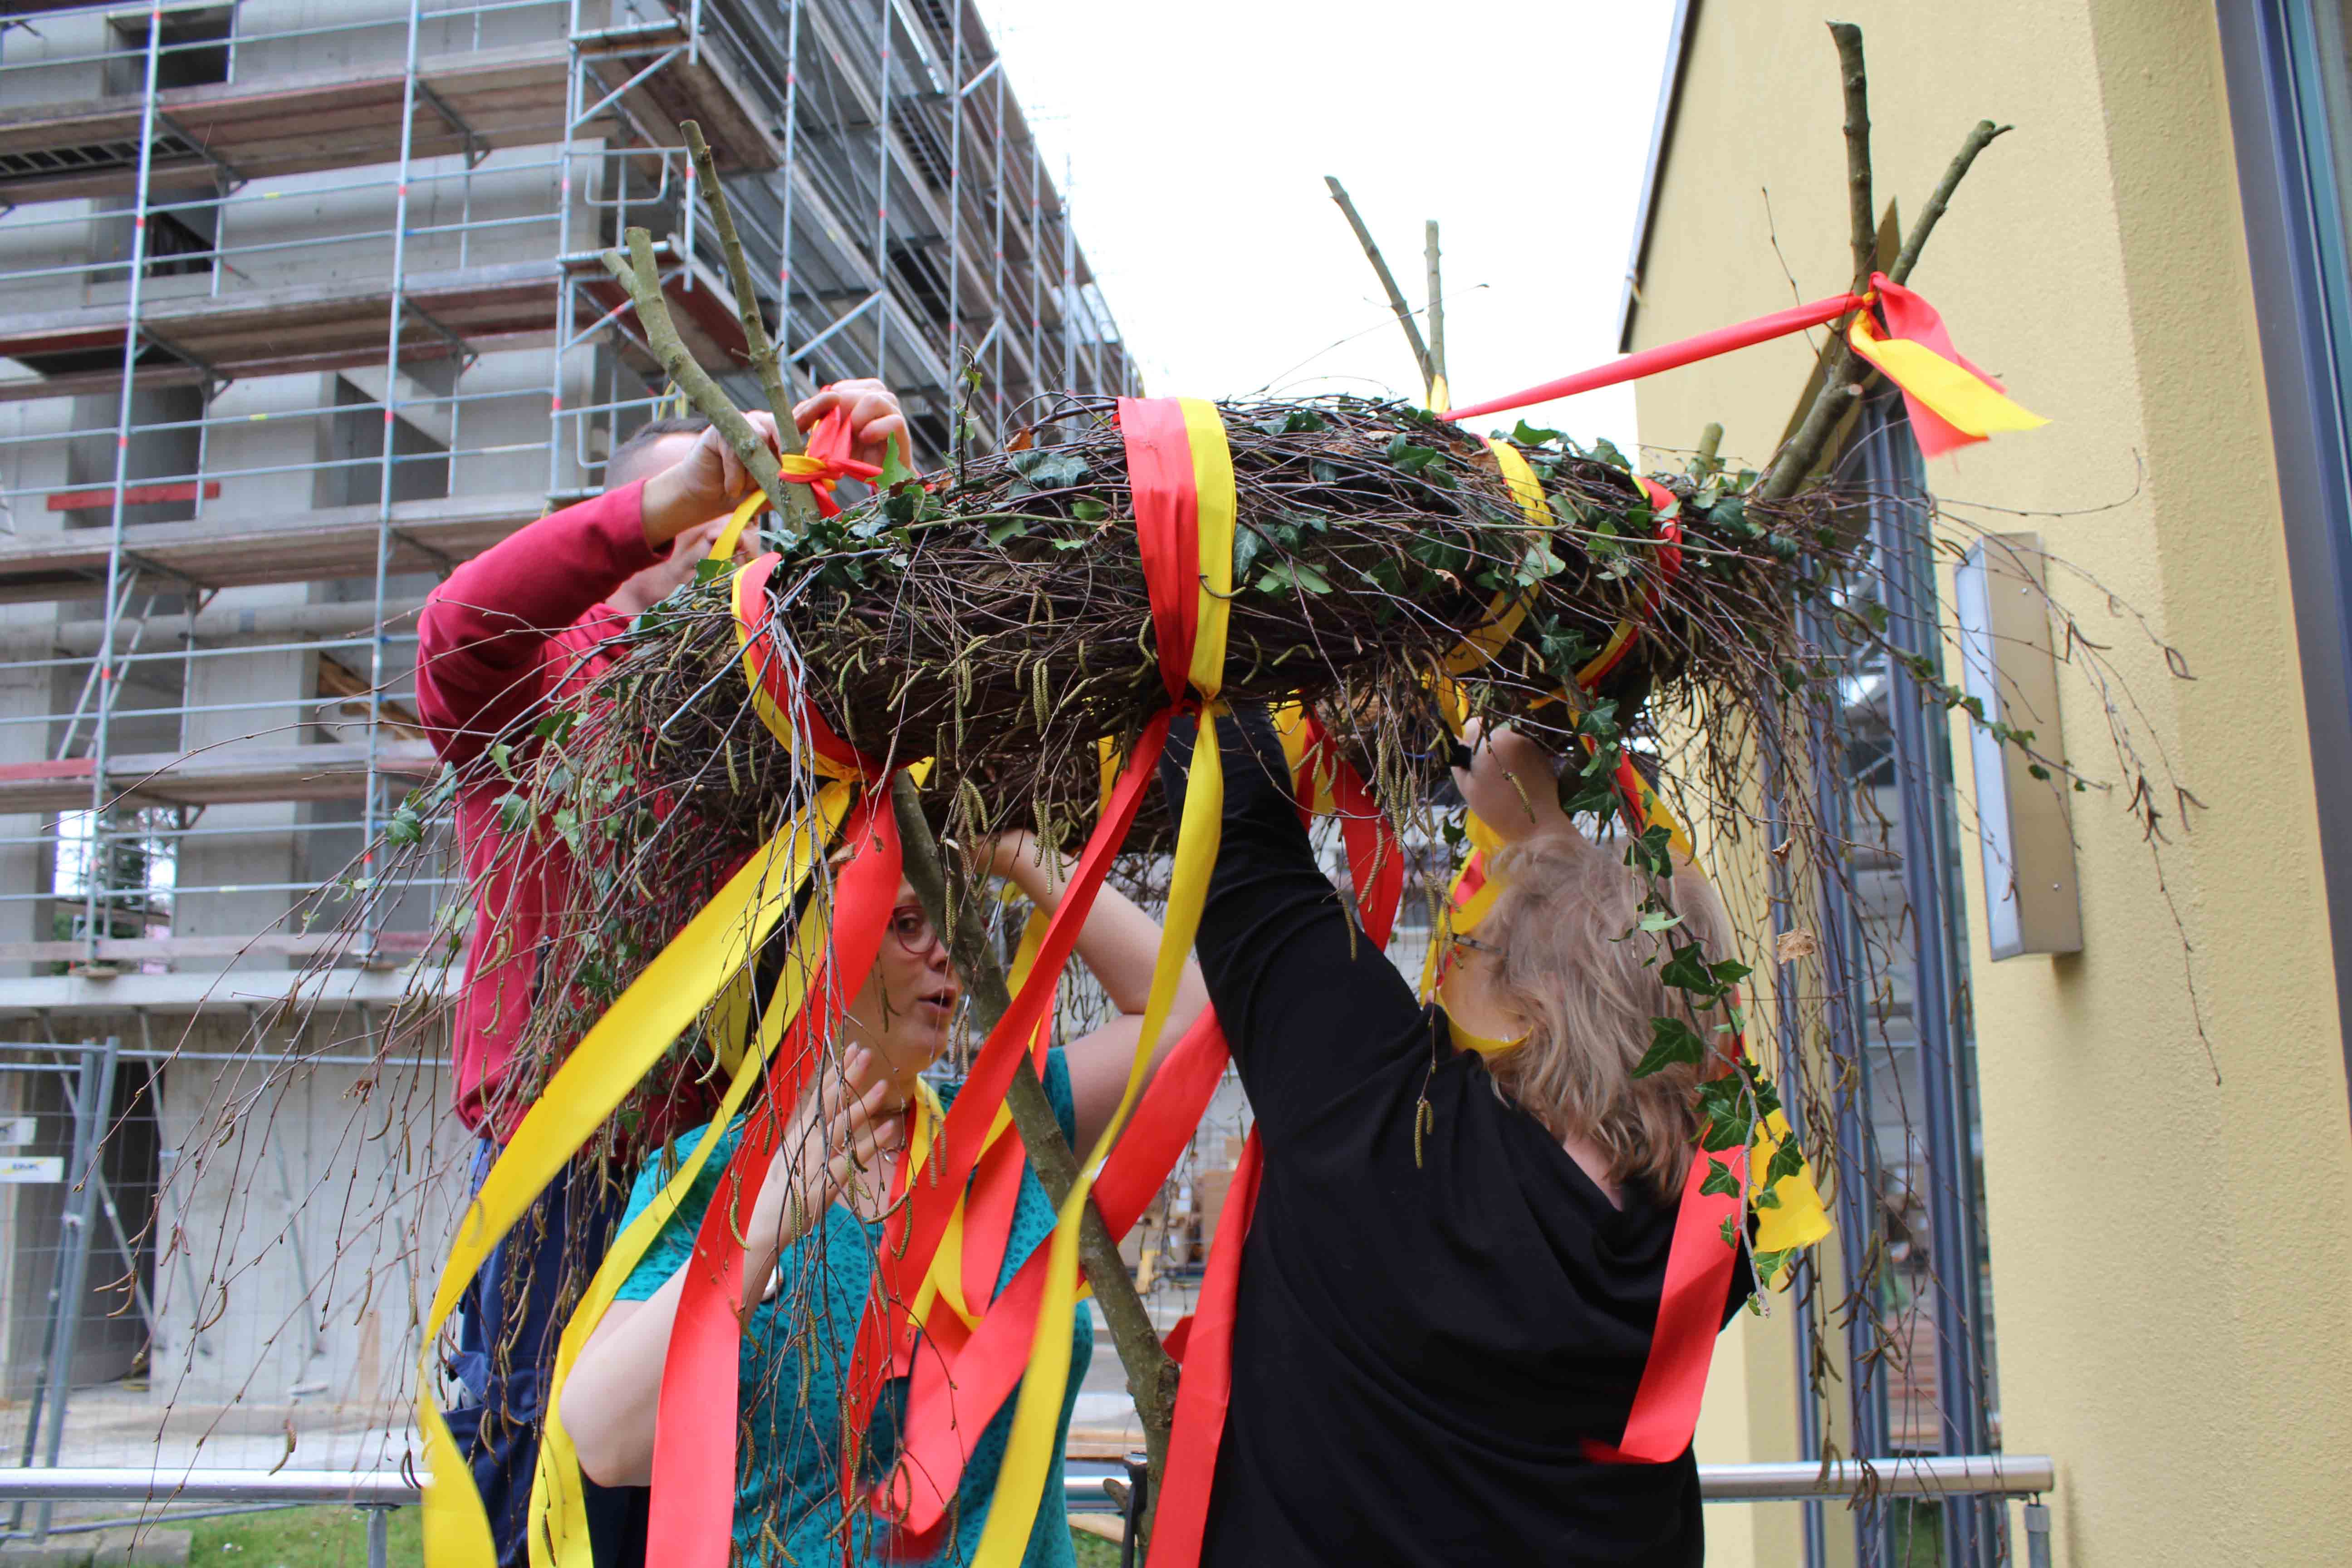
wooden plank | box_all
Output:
[0,40,587,204]
[0,930,433,965]
[0,739,438,815]
[0,490,543,601]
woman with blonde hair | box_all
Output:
[1158,707,1746,1567]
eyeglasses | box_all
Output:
[1449,931,1501,956]
[888,904,944,958]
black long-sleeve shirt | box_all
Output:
[1160,706,1739,1567]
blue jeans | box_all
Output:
[446,1142,647,1568]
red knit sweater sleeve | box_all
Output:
[414,480,665,765]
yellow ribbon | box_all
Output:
[423,785,851,1566]
[974,399,1235,1568]
[1749,1107,1833,1259]
[1440,439,1555,680]
[1845,318,2047,442]
[527,878,838,1567]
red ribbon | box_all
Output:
[1436,290,1864,425]
[648,788,904,1568]
[783,407,885,519]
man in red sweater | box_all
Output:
[416,381,907,1566]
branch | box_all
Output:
[1888,119,2011,285]
[1424,219,1447,398]
[1323,176,1431,391]
[603,229,792,516]
[1760,22,1879,502]
[681,123,817,470]
[1830,22,1875,297]
[887,775,1179,1539]
[1760,111,2011,500]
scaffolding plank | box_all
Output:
[0,490,544,602]
[0,30,785,207]
[0,964,447,1018]
[0,930,433,965]
[0,255,750,399]
[0,739,438,815]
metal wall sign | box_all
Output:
[1953,534,2082,960]
[0,1155,63,1184]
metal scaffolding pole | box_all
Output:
[79,6,167,970]
[991,67,1006,438]
[779,0,806,373]
[946,0,962,408]
[359,0,429,961]
[872,0,893,383]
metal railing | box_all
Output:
[0,1456,2060,1566]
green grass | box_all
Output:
[187,1504,421,1567]
[182,1505,1124,1567]
[178,1504,1133,1566]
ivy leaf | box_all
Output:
[1695,1077,1751,1151]
[1710,956,1755,989]
[1766,1136,1807,1187]
[693,556,731,584]
[1006,448,1091,497]
[986,518,1029,547]
[1511,419,1564,448]
[1638,909,1684,933]
[1385,433,1443,475]
[1516,538,1568,585]
[494,791,529,835]
[1634,1015,1707,1078]
[1699,1158,1741,1198]
[1283,407,1327,434]
[1753,1247,1797,1288]
[1311,460,1341,485]
[1233,524,1266,581]
[533,710,578,744]
[876,434,919,493]
[1071,498,1109,523]
[489,741,515,780]
[1660,941,1721,998]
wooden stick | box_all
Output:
[1324,176,1431,390]
[603,229,793,517]
[681,122,817,461]
[1764,34,2011,500]
[1424,219,1447,399]
[887,774,1180,1541]
[1831,22,1875,297]
[1887,119,2011,286]
[1759,24,1881,501]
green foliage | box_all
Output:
[1699,1158,1742,1198]
[1634,1014,1707,1078]
[1511,418,1564,448]
[1005,448,1091,498]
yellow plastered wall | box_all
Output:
[1624,3,2352,1565]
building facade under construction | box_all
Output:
[0,0,1132,1472]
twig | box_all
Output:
[1323,176,1431,391]
[1831,22,1874,297]
[1424,219,1447,400]
[1760,23,1881,502]
[681,120,820,516]
[1763,35,2011,501]
[887,774,1180,1542]
[603,228,792,517]
[1887,119,2012,285]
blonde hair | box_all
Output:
[1476,832,1734,1202]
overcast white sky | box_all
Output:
[979,1,1674,455]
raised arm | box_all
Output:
[414,415,780,765]
[1156,705,1428,1144]
[987,829,1210,1154]
[566,1056,902,1488]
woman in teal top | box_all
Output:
[566,832,1209,1565]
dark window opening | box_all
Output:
[107,8,234,96]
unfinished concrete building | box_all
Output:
[0,0,1131,1470]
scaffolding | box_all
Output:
[0,0,1133,1474]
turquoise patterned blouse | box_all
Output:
[616,1049,1091,1567]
